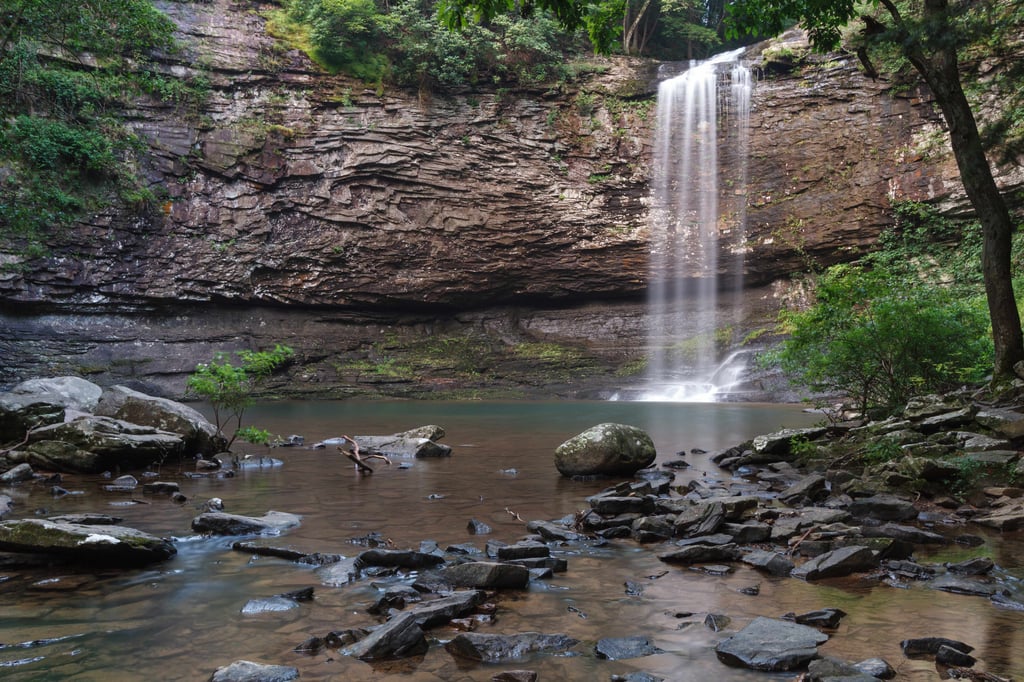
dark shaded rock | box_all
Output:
[367,584,422,614]
[900,637,973,657]
[495,542,549,561]
[589,495,656,515]
[935,644,976,667]
[611,674,665,682]
[1,463,34,484]
[864,523,948,545]
[704,613,731,631]
[525,519,581,542]
[928,574,1002,597]
[467,518,493,535]
[741,550,795,577]
[973,502,1024,531]
[673,501,725,537]
[344,611,428,660]
[791,608,846,628]
[143,481,181,494]
[0,518,175,566]
[445,632,578,662]
[780,473,829,505]
[209,660,299,682]
[715,617,829,671]
[720,521,771,543]
[847,495,917,521]
[882,559,935,580]
[407,590,485,627]
[594,636,664,660]
[791,546,877,580]
[632,515,674,542]
[554,423,656,477]
[658,542,741,565]
[491,672,538,682]
[191,511,301,536]
[946,557,994,575]
[355,548,444,569]
[442,561,530,588]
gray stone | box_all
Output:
[903,394,965,420]
[1,462,34,484]
[588,495,655,515]
[354,547,445,569]
[95,385,222,455]
[344,611,428,660]
[7,376,103,413]
[791,546,877,580]
[928,574,1002,597]
[946,557,994,575]
[525,519,581,542]
[847,494,917,521]
[393,425,446,441]
[721,521,772,543]
[442,561,530,589]
[240,596,301,614]
[495,542,549,560]
[780,473,829,505]
[853,657,896,679]
[209,660,299,682]
[191,511,301,536]
[807,657,877,681]
[900,637,973,657]
[973,502,1024,531]
[975,406,1024,438]
[935,644,976,667]
[490,672,538,682]
[673,501,725,537]
[0,518,176,566]
[865,523,948,545]
[594,636,664,660]
[792,608,846,628]
[554,423,656,477]
[658,542,741,565]
[750,427,828,458]
[27,416,184,472]
[715,617,829,671]
[741,550,795,577]
[445,632,578,662]
[406,590,485,628]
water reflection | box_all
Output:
[1,401,1022,680]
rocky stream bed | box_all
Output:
[2,378,1024,681]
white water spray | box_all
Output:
[642,48,752,402]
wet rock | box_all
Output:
[241,595,302,614]
[344,611,428,660]
[491,672,538,682]
[853,657,896,679]
[588,495,656,515]
[864,523,948,545]
[1,462,34,484]
[95,384,223,455]
[406,590,485,627]
[394,425,446,441]
[973,501,1024,531]
[673,501,726,537]
[209,660,299,682]
[355,548,444,569]
[721,521,771,543]
[790,608,846,628]
[314,432,451,458]
[741,550,795,577]
[191,511,301,536]
[882,559,935,580]
[367,585,422,614]
[611,674,665,682]
[445,632,579,662]
[0,518,176,566]
[594,635,664,660]
[526,519,582,542]
[554,423,656,478]
[104,474,139,492]
[658,542,740,565]
[467,518,493,535]
[143,481,180,494]
[928,574,1002,597]
[715,617,829,671]
[900,636,973,657]
[704,613,731,631]
[935,644,976,667]
[495,542,549,561]
[791,545,877,580]
[946,557,994,575]
[847,494,917,521]
[632,515,674,542]
[0,494,13,517]
[806,657,878,681]
[442,561,530,589]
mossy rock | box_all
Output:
[554,423,656,478]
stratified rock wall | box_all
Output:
[0,6,1019,397]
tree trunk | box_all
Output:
[894,0,1024,379]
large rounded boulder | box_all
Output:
[554,423,656,478]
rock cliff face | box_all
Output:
[0,5,1020,398]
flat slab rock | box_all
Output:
[715,617,829,671]
[0,518,176,566]
[191,511,301,536]
[445,632,579,662]
[209,659,298,682]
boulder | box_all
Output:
[7,376,103,412]
[0,518,176,566]
[442,561,530,588]
[554,423,656,477]
[209,660,299,682]
[7,440,101,473]
[191,511,301,536]
[791,546,877,580]
[445,632,579,662]
[26,416,184,472]
[95,385,223,455]
[715,617,829,671]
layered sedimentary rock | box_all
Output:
[0,3,1019,396]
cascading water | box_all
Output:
[642,48,752,402]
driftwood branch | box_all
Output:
[0,427,35,457]
[338,435,391,474]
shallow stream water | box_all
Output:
[1,401,1023,681]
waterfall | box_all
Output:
[642,48,752,402]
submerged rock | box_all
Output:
[715,617,829,671]
[445,632,579,662]
[554,423,656,478]
[594,636,664,660]
[0,518,176,566]
[209,659,298,682]
[791,546,877,580]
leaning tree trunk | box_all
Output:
[897,0,1024,379]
